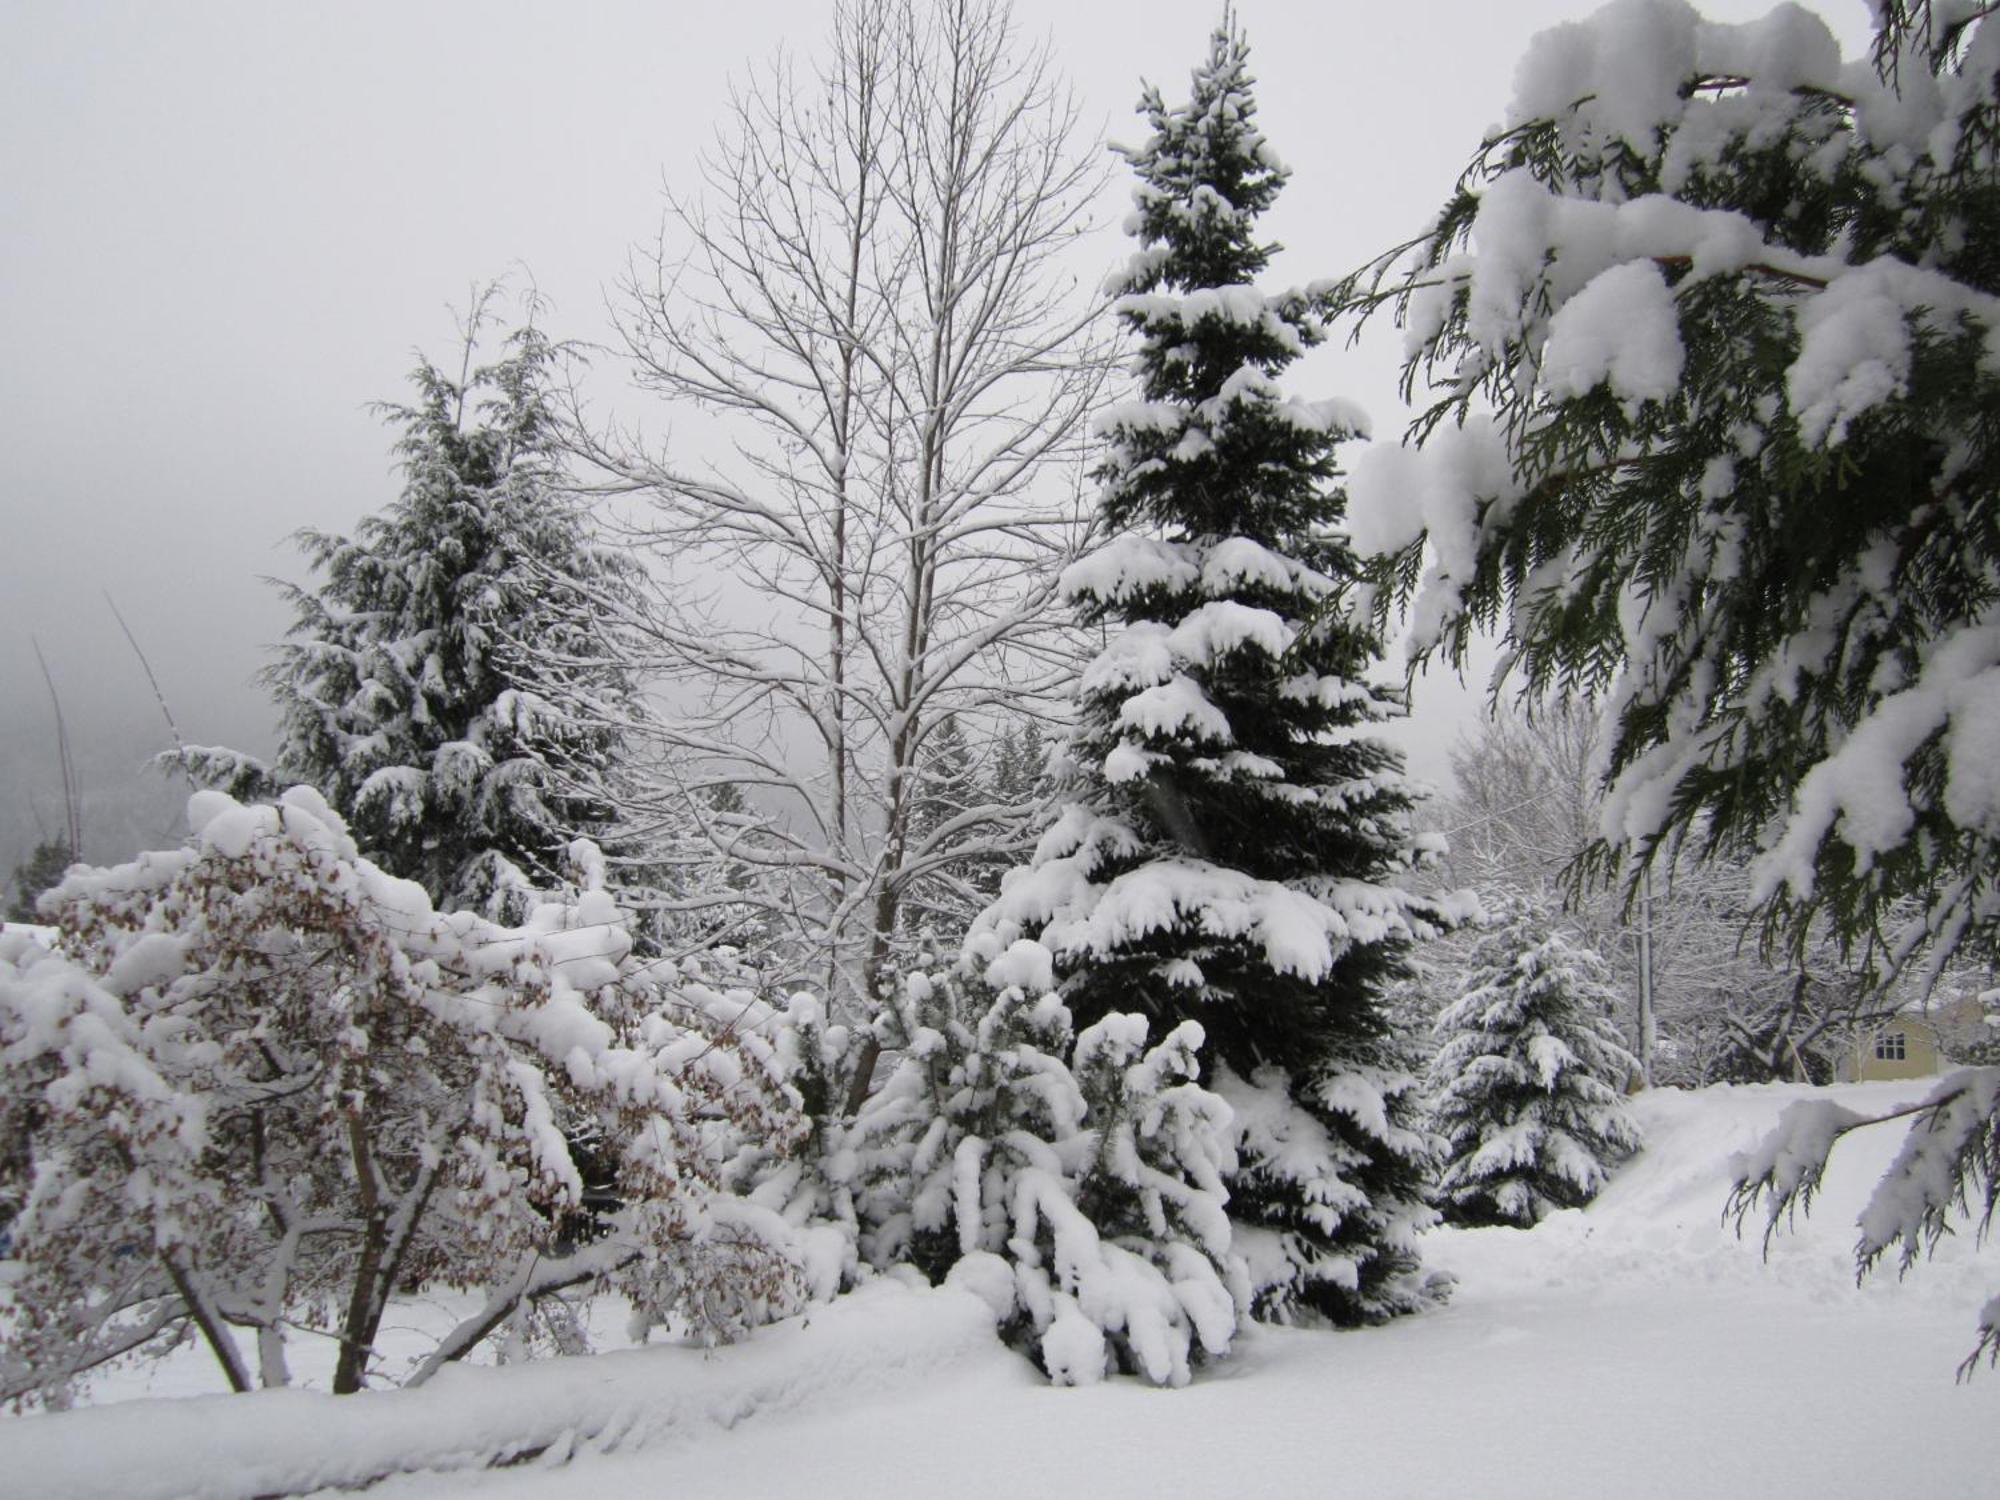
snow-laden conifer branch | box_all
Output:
[1727,1067,2000,1375]
[1338,0,2000,982]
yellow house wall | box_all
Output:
[1845,1021,1945,1082]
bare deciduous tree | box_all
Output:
[581,0,1109,1068]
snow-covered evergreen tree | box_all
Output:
[974,20,1458,1325]
[254,307,643,917]
[900,714,988,939]
[833,937,1242,1386]
[654,782,777,957]
[6,837,71,924]
[1429,902,1642,1226]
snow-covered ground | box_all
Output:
[5,1080,1992,1499]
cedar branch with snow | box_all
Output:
[1728,1065,2000,1375]
[1341,0,2000,989]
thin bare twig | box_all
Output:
[29,634,81,858]
[104,591,194,787]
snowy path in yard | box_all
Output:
[6,1082,1993,1498]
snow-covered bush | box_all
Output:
[1428,902,1643,1227]
[0,789,807,1408]
[701,987,863,1306]
[834,938,1244,1387]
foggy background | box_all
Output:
[0,0,1873,877]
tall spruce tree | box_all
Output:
[974,20,1456,1324]
[266,312,643,916]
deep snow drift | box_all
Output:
[3,1080,1991,1499]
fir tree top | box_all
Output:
[1095,19,1353,545]
[1115,16,1284,296]
[986,12,1449,1053]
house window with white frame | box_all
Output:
[1875,1031,1907,1062]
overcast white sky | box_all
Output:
[0,0,1874,865]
